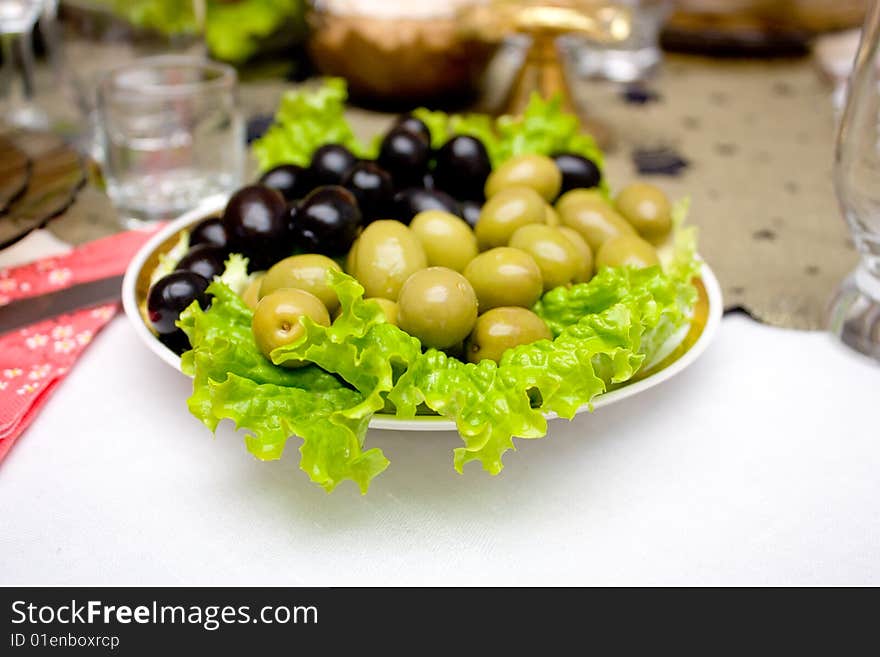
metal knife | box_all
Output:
[0,274,125,335]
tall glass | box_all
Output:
[0,0,48,128]
[828,0,880,360]
[96,55,243,228]
[566,0,670,82]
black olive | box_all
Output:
[147,271,210,335]
[222,184,290,270]
[392,188,462,224]
[422,172,435,190]
[433,135,491,201]
[174,244,227,281]
[258,163,311,201]
[378,127,430,188]
[460,200,482,229]
[309,144,357,187]
[342,161,393,224]
[552,153,601,194]
[158,328,192,356]
[393,114,431,145]
[287,203,299,236]
[189,217,227,249]
[292,185,361,256]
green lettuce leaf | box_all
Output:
[206,0,305,64]
[218,253,255,296]
[179,238,698,489]
[411,108,497,153]
[270,270,423,422]
[252,78,369,171]
[666,198,700,284]
[495,93,604,169]
[177,280,388,493]
[94,1,306,62]
[388,261,694,475]
[413,93,605,183]
[254,79,605,189]
[93,0,200,36]
[149,230,189,287]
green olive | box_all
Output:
[345,238,359,274]
[595,234,660,270]
[544,204,561,227]
[409,210,479,272]
[475,186,546,250]
[615,182,672,243]
[366,297,399,326]
[485,154,562,202]
[241,273,265,311]
[397,267,478,349]
[508,224,583,291]
[260,254,342,314]
[252,288,331,368]
[466,307,553,364]
[463,247,543,312]
[556,189,635,252]
[558,226,593,283]
[353,220,427,300]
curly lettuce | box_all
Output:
[93,1,305,62]
[177,281,387,493]
[413,93,605,182]
[253,80,605,184]
[206,0,305,64]
[179,223,698,492]
[390,262,694,474]
[666,198,700,284]
[218,253,255,295]
[270,271,423,422]
[149,230,189,287]
[252,78,369,171]
[93,0,200,36]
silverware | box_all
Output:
[0,274,124,335]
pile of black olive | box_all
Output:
[147,114,603,355]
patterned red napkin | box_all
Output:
[0,227,162,462]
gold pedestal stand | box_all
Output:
[459,1,632,146]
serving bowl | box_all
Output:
[306,1,499,106]
[123,198,723,431]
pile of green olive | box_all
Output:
[147,104,676,367]
[243,151,674,368]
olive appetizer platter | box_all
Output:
[121,81,722,493]
[123,199,720,432]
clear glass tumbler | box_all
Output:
[566,0,670,83]
[96,55,243,228]
[828,0,880,361]
[61,0,207,154]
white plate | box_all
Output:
[122,198,723,432]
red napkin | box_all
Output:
[0,227,162,462]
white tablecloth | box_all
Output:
[1,234,878,586]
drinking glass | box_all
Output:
[39,0,63,82]
[96,55,243,228]
[0,0,48,128]
[61,0,206,154]
[565,0,670,82]
[828,0,880,361]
